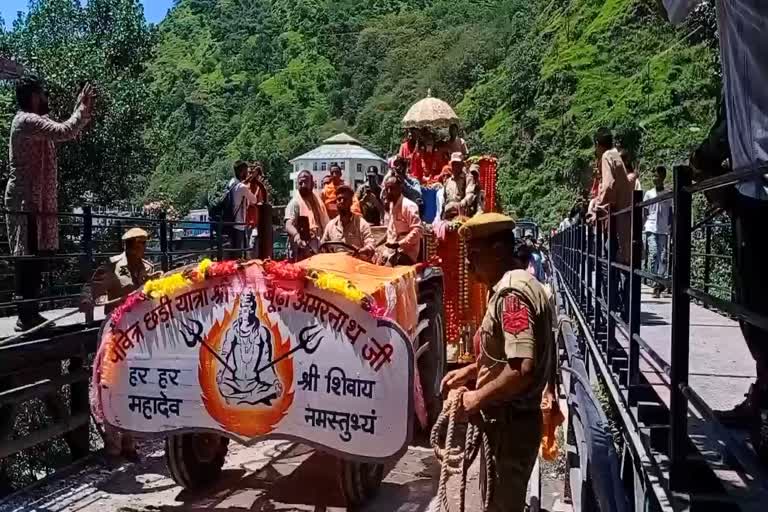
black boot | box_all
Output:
[715,384,756,428]
[750,386,768,464]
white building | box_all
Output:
[289,133,387,191]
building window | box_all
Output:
[321,162,327,172]
[313,162,318,172]
[340,161,345,170]
[356,163,363,174]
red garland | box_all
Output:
[110,291,148,328]
[415,255,442,272]
[207,260,240,278]
[263,259,306,281]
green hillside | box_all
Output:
[1,0,720,228]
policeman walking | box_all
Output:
[440,213,554,511]
[80,227,159,462]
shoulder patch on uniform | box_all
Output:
[501,295,530,335]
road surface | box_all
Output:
[1,438,567,512]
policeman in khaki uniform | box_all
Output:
[80,227,159,462]
[441,213,555,512]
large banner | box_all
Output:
[95,265,414,462]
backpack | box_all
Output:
[208,180,236,237]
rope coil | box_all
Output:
[430,388,495,512]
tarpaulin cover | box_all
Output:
[297,253,418,334]
[664,0,768,199]
[298,253,427,427]
[421,187,438,223]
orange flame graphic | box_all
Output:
[199,294,294,436]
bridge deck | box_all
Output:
[632,287,754,411]
[610,287,768,510]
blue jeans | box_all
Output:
[646,232,668,286]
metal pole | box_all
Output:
[168,217,174,269]
[628,191,643,398]
[579,225,587,308]
[217,218,224,262]
[669,166,692,491]
[159,212,169,272]
[703,223,712,295]
[594,220,603,335]
[81,206,94,323]
[607,211,617,356]
[586,224,593,321]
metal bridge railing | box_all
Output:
[551,164,768,509]
[0,205,288,319]
[0,204,288,493]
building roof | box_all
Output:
[323,132,361,145]
[291,133,385,163]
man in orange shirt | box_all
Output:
[321,163,361,219]
[382,175,422,266]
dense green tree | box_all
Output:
[0,0,156,209]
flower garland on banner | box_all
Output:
[306,270,386,318]
[109,258,388,326]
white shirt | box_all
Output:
[663,0,768,200]
[228,178,259,231]
[643,188,672,235]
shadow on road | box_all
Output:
[149,444,440,512]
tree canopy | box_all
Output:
[1,0,720,227]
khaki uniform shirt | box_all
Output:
[475,269,555,412]
[81,253,154,314]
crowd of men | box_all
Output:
[555,121,768,460]
[281,134,484,266]
[557,128,673,304]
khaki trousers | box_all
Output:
[480,408,542,512]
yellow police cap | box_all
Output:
[459,213,516,240]
[122,227,149,241]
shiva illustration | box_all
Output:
[217,291,283,405]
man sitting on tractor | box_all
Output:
[381,174,422,266]
[321,184,376,261]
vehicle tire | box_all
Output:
[418,303,446,430]
[165,433,229,490]
[339,459,384,509]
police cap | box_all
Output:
[459,213,516,241]
[122,227,149,241]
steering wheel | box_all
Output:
[318,241,360,255]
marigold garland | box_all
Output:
[111,258,389,325]
[309,270,367,304]
[143,272,192,299]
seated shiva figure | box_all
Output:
[217,291,282,405]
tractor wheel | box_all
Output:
[417,303,446,431]
[165,433,229,490]
[339,459,384,509]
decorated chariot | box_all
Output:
[401,93,500,364]
[89,93,497,507]
[91,252,445,507]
